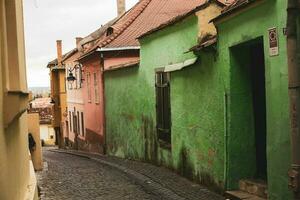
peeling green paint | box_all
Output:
[105,14,225,192]
[105,1,292,199]
[217,1,292,199]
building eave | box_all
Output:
[104,60,140,72]
[138,0,225,40]
[211,0,265,24]
[96,46,140,52]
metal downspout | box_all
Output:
[287,0,300,198]
[100,53,107,154]
[224,92,229,190]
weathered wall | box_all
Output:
[106,1,292,198]
[50,70,61,127]
[0,0,38,199]
[139,13,225,191]
[105,66,150,159]
[105,15,221,175]
[49,66,66,148]
[81,55,105,153]
[195,3,221,42]
[216,0,291,199]
[40,124,56,145]
[65,51,85,145]
[59,69,67,121]
[28,113,43,171]
[104,50,139,70]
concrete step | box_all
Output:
[239,179,268,198]
[225,190,267,200]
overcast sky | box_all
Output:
[23,0,139,88]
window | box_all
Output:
[94,72,99,104]
[81,112,85,136]
[155,71,171,146]
[77,66,82,89]
[69,111,72,132]
[64,77,67,92]
[77,111,80,135]
[67,77,73,90]
[73,112,77,134]
[87,72,91,102]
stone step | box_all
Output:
[239,179,268,199]
[225,190,267,200]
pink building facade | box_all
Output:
[63,38,86,149]
[79,55,106,153]
[103,50,140,71]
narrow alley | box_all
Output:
[1,0,300,199]
[38,148,224,200]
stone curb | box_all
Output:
[50,149,185,200]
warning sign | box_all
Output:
[268,27,279,56]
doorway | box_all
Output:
[250,42,267,180]
[227,37,267,189]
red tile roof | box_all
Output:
[104,0,208,48]
[80,0,224,58]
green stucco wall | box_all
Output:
[105,66,156,160]
[105,16,199,163]
[217,0,292,199]
[105,1,292,199]
[105,15,226,191]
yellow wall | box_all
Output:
[0,0,38,199]
[50,69,66,125]
[196,3,222,42]
[59,70,67,121]
[40,124,56,145]
[28,113,43,171]
[50,70,61,127]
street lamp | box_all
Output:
[66,63,83,85]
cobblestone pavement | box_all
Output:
[37,148,225,200]
[37,149,158,200]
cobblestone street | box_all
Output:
[37,148,224,200]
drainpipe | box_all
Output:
[287,0,300,198]
[224,92,229,190]
[100,53,107,154]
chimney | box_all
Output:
[56,40,62,67]
[76,37,83,45]
[117,0,125,16]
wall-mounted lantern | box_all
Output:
[66,63,83,86]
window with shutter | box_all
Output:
[81,112,85,136]
[77,111,80,135]
[69,111,72,132]
[94,72,99,104]
[155,71,171,146]
[87,72,91,102]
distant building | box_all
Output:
[47,40,67,148]
[28,97,53,124]
[63,39,84,149]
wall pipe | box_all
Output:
[287,0,300,198]
[100,53,107,154]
